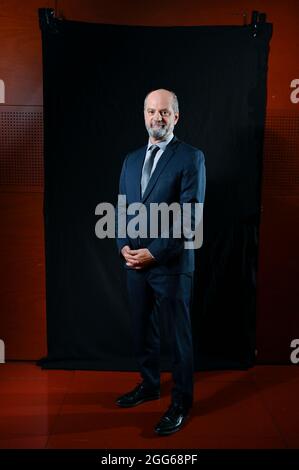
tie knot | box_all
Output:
[149,145,160,158]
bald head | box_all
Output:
[144,89,179,114]
[144,88,179,143]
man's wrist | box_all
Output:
[147,249,155,260]
[120,245,129,257]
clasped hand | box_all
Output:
[121,245,155,269]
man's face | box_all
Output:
[144,91,179,141]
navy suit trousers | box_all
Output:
[126,269,194,409]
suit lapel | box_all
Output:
[141,136,179,202]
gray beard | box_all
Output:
[146,123,174,140]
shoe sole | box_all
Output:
[116,395,160,408]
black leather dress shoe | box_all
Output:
[154,403,190,435]
[116,382,160,408]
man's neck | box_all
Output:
[149,132,173,145]
[150,137,164,144]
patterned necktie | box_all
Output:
[141,144,160,197]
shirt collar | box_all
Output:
[147,132,174,152]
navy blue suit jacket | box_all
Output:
[116,136,206,274]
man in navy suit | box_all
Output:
[115,89,206,435]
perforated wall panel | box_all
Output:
[0,106,44,186]
[263,112,299,197]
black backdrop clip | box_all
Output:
[38,8,60,34]
[250,10,267,38]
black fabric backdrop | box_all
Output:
[37,13,272,370]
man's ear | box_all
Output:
[174,113,179,125]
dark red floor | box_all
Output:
[0,362,298,449]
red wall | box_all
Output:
[0,0,298,362]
